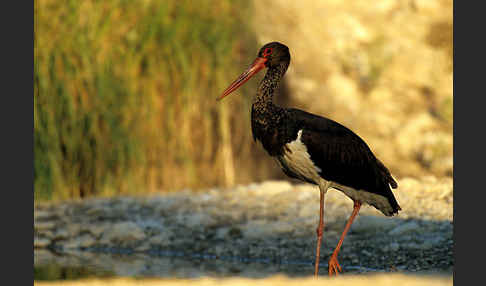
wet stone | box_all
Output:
[388,221,420,236]
[34,237,51,248]
[101,222,146,245]
[35,221,56,231]
[62,234,97,249]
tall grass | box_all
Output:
[34,0,266,200]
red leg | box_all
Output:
[328,200,362,276]
[314,188,326,277]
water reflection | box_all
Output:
[35,248,449,281]
[34,263,114,281]
[34,248,318,281]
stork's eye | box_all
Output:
[262,47,272,57]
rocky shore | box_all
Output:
[34,176,453,278]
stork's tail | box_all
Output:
[376,158,401,215]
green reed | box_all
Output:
[35,0,265,200]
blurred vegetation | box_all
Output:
[34,0,266,200]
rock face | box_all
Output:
[34,177,453,277]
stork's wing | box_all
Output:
[288,108,398,196]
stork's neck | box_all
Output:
[253,62,289,110]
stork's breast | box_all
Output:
[278,130,322,183]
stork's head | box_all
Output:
[217,42,290,101]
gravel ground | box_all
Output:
[34,176,453,279]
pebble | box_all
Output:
[62,234,96,249]
[388,221,420,236]
[53,229,70,240]
[34,210,51,220]
[89,223,109,238]
[34,237,51,248]
[255,181,293,195]
[101,222,146,245]
[34,221,56,231]
[242,220,272,239]
[184,213,217,229]
[389,242,400,251]
[361,249,373,257]
[351,215,400,233]
[383,242,400,252]
[149,232,173,247]
[135,242,151,252]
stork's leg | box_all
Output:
[328,200,362,276]
[314,184,328,277]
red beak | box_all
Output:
[217,57,267,101]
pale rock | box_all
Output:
[388,221,420,236]
[62,234,96,249]
[235,184,250,193]
[85,206,105,216]
[215,227,230,240]
[403,242,429,250]
[34,221,56,231]
[34,210,51,220]
[213,244,225,256]
[34,237,51,248]
[361,249,373,256]
[134,242,151,252]
[89,223,109,238]
[42,230,54,239]
[66,223,82,237]
[149,196,174,214]
[383,242,400,252]
[101,222,146,245]
[390,242,400,251]
[183,212,216,229]
[351,215,400,233]
[52,229,70,240]
[294,185,316,200]
[242,220,294,239]
[255,181,293,196]
[271,221,295,234]
[242,220,271,239]
[148,232,173,247]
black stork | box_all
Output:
[217,42,400,277]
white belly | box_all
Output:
[277,130,322,183]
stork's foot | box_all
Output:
[328,255,342,276]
